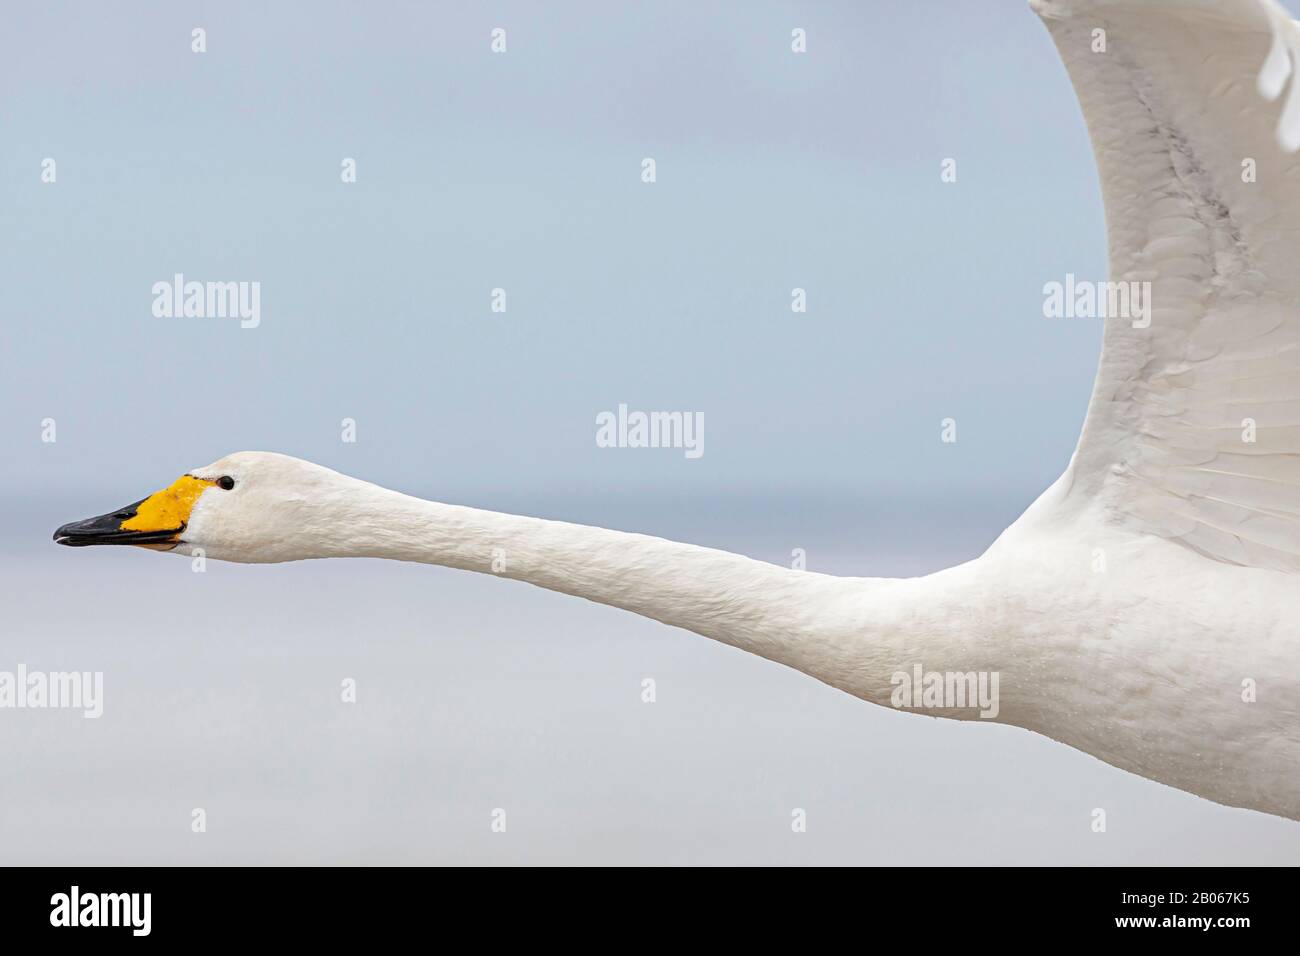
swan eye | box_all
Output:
[217,476,235,491]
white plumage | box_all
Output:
[1036,0,1300,574]
[56,0,1300,821]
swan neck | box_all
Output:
[330,482,981,704]
[342,486,844,663]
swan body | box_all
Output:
[54,0,1300,821]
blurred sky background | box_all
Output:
[2,0,1297,864]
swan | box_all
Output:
[54,0,1300,822]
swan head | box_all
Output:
[52,451,354,563]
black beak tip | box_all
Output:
[53,522,91,546]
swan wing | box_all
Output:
[1036,0,1300,571]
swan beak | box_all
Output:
[53,475,214,550]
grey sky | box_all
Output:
[1,0,1105,502]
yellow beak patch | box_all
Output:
[120,475,215,533]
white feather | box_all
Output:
[64,1,1300,824]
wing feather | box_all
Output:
[1035,0,1300,571]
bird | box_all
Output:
[55,0,1300,822]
